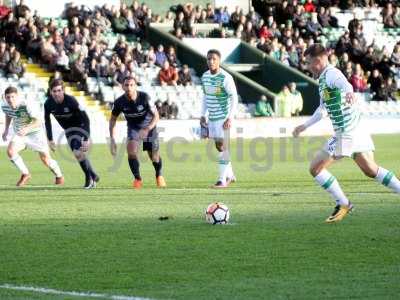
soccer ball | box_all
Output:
[205,202,230,225]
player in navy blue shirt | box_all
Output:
[44,79,99,189]
[109,76,166,189]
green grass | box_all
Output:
[0,135,400,300]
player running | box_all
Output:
[109,76,166,189]
[1,86,64,186]
[44,79,99,189]
[200,49,238,188]
[293,44,400,223]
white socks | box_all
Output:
[314,169,349,206]
[10,154,29,175]
[49,159,63,178]
[374,167,400,193]
[218,150,231,183]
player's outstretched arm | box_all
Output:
[292,104,325,137]
[2,115,11,141]
[44,102,53,142]
[200,93,208,127]
[109,114,118,157]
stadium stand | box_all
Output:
[0,1,399,121]
[163,1,400,104]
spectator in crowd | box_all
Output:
[178,64,192,86]
[112,10,128,34]
[6,50,24,78]
[166,46,178,67]
[362,46,378,72]
[70,52,87,87]
[125,9,141,37]
[368,68,384,96]
[159,60,178,86]
[0,0,11,20]
[304,0,316,13]
[254,95,274,117]
[391,44,400,68]
[350,64,368,92]
[0,39,10,70]
[55,49,69,72]
[382,2,396,28]
[289,82,303,116]
[132,43,146,67]
[257,36,271,54]
[146,46,156,66]
[14,0,30,19]
[161,98,179,119]
[306,13,323,39]
[386,77,398,101]
[276,85,292,118]
[154,99,163,116]
[113,62,130,87]
[155,44,167,67]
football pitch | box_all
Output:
[0,134,399,300]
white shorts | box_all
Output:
[10,130,49,154]
[208,119,230,140]
[323,126,375,159]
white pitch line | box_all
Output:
[0,284,154,300]
[0,184,397,196]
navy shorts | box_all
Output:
[127,126,159,152]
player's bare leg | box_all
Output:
[354,152,400,193]
[147,150,166,188]
[38,152,64,185]
[7,141,30,187]
[127,140,142,189]
[310,150,353,223]
[213,138,232,188]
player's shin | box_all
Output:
[10,154,29,175]
[314,169,349,206]
[152,157,162,177]
[374,167,400,193]
[218,150,230,183]
[128,158,141,180]
[48,159,62,178]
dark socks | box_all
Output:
[152,158,162,177]
[86,159,98,179]
[79,159,91,179]
[128,158,141,180]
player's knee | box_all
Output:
[73,150,84,161]
[150,152,159,162]
[128,153,138,160]
[7,147,15,158]
[7,149,14,159]
[215,143,224,152]
[309,165,321,177]
[40,155,50,166]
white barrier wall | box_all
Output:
[182,38,241,62]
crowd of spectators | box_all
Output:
[166,0,400,102]
[0,0,192,118]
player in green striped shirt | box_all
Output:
[1,86,63,186]
[200,49,238,188]
[293,44,400,223]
